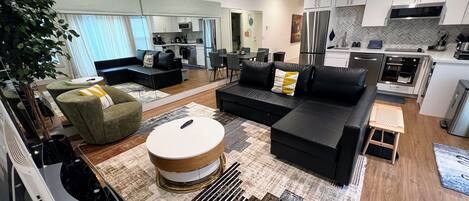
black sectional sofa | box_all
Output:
[216,61,376,185]
[94,50,183,89]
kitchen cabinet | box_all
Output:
[324,51,350,67]
[191,18,202,32]
[305,0,332,9]
[150,16,180,33]
[440,0,469,25]
[196,46,205,66]
[336,0,367,7]
[392,0,444,5]
[362,0,393,27]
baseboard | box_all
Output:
[142,79,228,112]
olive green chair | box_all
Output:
[56,86,142,145]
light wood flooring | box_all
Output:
[79,88,469,201]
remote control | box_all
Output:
[180,119,193,129]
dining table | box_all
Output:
[218,52,258,60]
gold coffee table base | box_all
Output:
[155,154,226,193]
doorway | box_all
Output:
[231,13,241,52]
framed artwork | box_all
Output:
[290,14,303,43]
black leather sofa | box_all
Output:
[94,50,183,89]
[216,61,376,185]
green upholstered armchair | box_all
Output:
[56,86,142,145]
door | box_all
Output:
[348,52,384,86]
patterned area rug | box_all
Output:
[433,143,469,196]
[95,103,367,201]
[112,82,170,103]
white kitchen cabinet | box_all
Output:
[151,16,180,33]
[440,0,469,25]
[196,46,205,66]
[324,51,350,68]
[305,0,332,9]
[336,0,367,7]
[362,0,393,27]
[191,18,202,32]
[377,83,415,94]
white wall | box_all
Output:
[219,0,304,61]
[232,10,263,51]
[259,0,304,62]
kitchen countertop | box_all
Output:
[327,47,469,65]
[154,43,204,47]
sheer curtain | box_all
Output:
[64,14,135,77]
[129,16,153,50]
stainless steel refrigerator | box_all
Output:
[299,11,330,66]
[443,80,469,137]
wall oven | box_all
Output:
[379,55,424,86]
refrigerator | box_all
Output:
[443,80,469,137]
[203,19,218,69]
[299,10,330,66]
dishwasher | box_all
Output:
[348,52,384,86]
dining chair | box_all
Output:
[226,53,242,82]
[241,47,251,54]
[258,48,270,62]
[209,52,225,81]
[256,51,267,62]
[273,52,286,62]
[217,48,227,54]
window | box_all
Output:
[129,16,152,50]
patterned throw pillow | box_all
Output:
[143,54,154,68]
[271,69,299,96]
[79,85,114,109]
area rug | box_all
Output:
[94,103,367,201]
[433,143,469,196]
[112,82,170,103]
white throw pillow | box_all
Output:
[271,69,299,96]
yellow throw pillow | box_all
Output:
[79,85,114,109]
[271,69,299,96]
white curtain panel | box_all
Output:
[63,14,135,77]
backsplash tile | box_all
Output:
[330,6,469,48]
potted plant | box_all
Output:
[0,0,79,139]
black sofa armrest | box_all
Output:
[94,57,138,70]
[335,85,376,185]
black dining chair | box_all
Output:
[241,47,250,54]
[258,48,270,62]
[217,48,227,54]
[256,51,267,62]
[226,53,242,82]
[273,52,286,62]
[209,52,225,81]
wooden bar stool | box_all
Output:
[362,103,405,164]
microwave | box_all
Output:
[178,22,192,29]
[389,3,444,20]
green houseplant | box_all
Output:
[0,0,79,139]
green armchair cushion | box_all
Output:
[56,86,142,145]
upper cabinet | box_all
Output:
[151,16,180,33]
[362,0,393,27]
[336,0,367,7]
[305,0,332,9]
[440,0,469,25]
[393,0,445,5]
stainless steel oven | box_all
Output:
[379,54,424,86]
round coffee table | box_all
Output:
[146,117,225,193]
[66,76,104,86]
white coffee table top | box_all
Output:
[66,76,104,86]
[146,117,225,160]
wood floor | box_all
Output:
[79,88,469,201]
[158,67,212,95]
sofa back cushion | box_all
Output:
[156,52,175,70]
[239,61,274,89]
[273,62,313,96]
[136,49,146,65]
[310,66,367,103]
[94,57,139,70]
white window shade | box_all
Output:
[54,0,142,15]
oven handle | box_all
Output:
[386,62,403,66]
[353,57,378,61]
